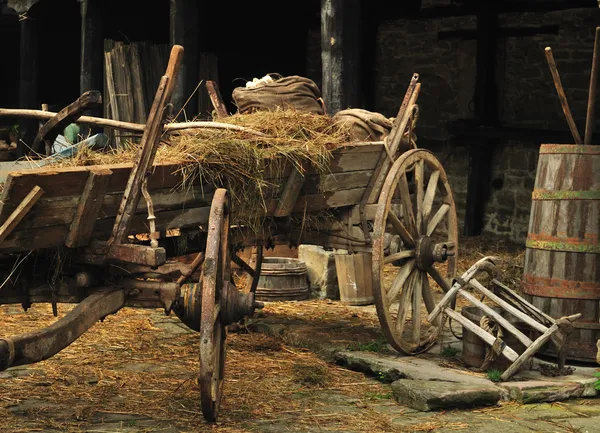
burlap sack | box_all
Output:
[332,109,393,142]
[232,75,324,114]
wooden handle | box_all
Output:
[585,27,600,144]
[164,45,185,100]
[545,47,582,144]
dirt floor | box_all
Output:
[1,235,597,433]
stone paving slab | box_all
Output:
[391,379,503,411]
[500,380,585,404]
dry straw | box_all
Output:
[51,110,351,231]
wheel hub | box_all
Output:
[415,236,454,270]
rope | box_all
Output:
[476,315,504,372]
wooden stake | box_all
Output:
[585,27,600,145]
[545,47,582,144]
[206,81,228,118]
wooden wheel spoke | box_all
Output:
[398,173,417,237]
[395,271,415,335]
[421,272,436,315]
[388,211,415,246]
[386,259,416,304]
[415,160,424,235]
[412,271,422,343]
[422,170,440,225]
[384,249,415,265]
[426,203,449,236]
[427,265,452,293]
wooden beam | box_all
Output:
[0,186,44,244]
[320,0,362,114]
[65,168,113,248]
[79,0,103,135]
[107,243,167,267]
[33,90,102,155]
[17,15,38,158]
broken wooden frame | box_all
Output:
[429,256,582,380]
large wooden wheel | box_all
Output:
[199,189,230,421]
[372,149,458,355]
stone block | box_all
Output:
[298,245,339,300]
[500,381,584,404]
[391,379,502,411]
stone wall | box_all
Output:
[306,6,600,244]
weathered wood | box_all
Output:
[522,144,600,360]
[470,279,549,334]
[492,278,555,324]
[361,79,420,206]
[320,0,362,114]
[501,323,560,380]
[206,81,228,118]
[428,257,498,322]
[17,16,38,157]
[458,289,534,347]
[585,27,600,144]
[0,109,266,136]
[275,165,307,217]
[33,91,102,155]
[412,270,422,343]
[545,47,582,144]
[110,45,183,246]
[65,169,113,248]
[0,186,44,244]
[444,307,519,362]
[103,243,167,267]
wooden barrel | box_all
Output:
[461,306,527,370]
[522,144,600,362]
[255,257,310,302]
[334,251,374,306]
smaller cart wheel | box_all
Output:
[373,149,458,355]
[199,189,230,422]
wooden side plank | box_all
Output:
[0,186,44,244]
[65,169,113,248]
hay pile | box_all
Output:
[51,110,351,230]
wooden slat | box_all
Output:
[0,205,212,253]
[65,169,113,248]
[501,324,560,380]
[0,186,44,244]
[444,307,519,362]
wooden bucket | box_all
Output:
[522,144,600,362]
[461,306,527,370]
[334,251,374,306]
[255,257,310,302]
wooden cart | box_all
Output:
[0,46,458,422]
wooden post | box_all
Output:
[320,0,361,115]
[464,0,498,236]
[170,0,199,120]
[80,0,103,136]
[18,14,38,157]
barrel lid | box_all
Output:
[540,144,600,154]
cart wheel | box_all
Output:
[231,245,263,293]
[372,149,458,355]
[199,189,230,422]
